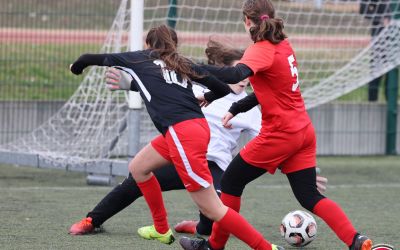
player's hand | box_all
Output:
[196,94,210,107]
[105,68,122,90]
[70,63,84,75]
[222,112,234,129]
[316,175,328,193]
[105,68,131,91]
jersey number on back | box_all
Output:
[153,59,188,88]
[288,55,299,92]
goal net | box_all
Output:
[0,0,399,169]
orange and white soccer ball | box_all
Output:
[280,210,317,247]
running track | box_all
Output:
[0,28,370,48]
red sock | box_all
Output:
[221,193,241,211]
[313,198,357,246]
[209,193,241,248]
[210,208,272,250]
[137,175,169,234]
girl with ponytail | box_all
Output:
[70,24,280,250]
[180,1,373,250]
[242,0,286,44]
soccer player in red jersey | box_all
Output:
[180,1,372,250]
[70,25,283,249]
[68,39,328,238]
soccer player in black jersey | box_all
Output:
[69,39,328,237]
[68,39,259,236]
[70,25,281,249]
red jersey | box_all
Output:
[239,39,311,133]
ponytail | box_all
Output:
[249,17,286,44]
[242,0,287,44]
[145,24,199,79]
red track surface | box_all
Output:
[0,28,370,48]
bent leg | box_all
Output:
[221,154,266,198]
[188,186,272,250]
[88,164,183,227]
[196,161,224,235]
[131,142,172,234]
[287,167,357,247]
[208,154,266,249]
[87,174,138,227]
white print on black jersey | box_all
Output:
[153,59,188,88]
[73,50,230,134]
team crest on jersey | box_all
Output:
[372,244,394,250]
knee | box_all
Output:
[198,205,226,222]
[293,189,325,212]
[128,160,135,175]
[128,160,140,179]
[129,158,150,183]
[220,176,245,197]
[130,168,142,183]
[198,208,216,221]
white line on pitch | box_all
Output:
[255,183,400,189]
[0,186,111,191]
[1,183,400,191]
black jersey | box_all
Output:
[71,50,231,134]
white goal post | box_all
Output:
[0,0,399,176]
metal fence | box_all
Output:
[0,0,399,156]
[0,0,120,142]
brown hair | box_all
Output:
[145,24,198,79]
[205,39,244,66]
[242,0,287,44]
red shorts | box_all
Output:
[151,118,212,192]
[240,123,316,174]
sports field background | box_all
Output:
[1,156,399,249]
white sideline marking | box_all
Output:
[1,183,400,191]
[256,183,400,189]
[1,186,111,191]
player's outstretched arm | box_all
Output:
[70,53,109,75]
[201,63,253,84]
[191,64,232,103]
[228,93,259,116]
[220,93,259,129]
[70,52,134,75]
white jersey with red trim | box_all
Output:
[193,85,261,171]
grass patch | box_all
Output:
[0,156,399,249]
[0,43,100,100]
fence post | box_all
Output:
[128,0,144,159]
[385,68,399,155]
[385,1,399,155]
[167,0,177,29]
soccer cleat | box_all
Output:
[174,220,198,234]
[272,244,285,250]
[179,236,284,250]
[179,236,221,250]
[69,217,95,235]
[349,234,373,250]
[137,225,175,245]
